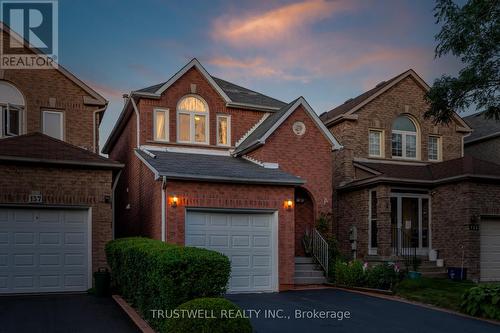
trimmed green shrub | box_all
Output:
[461,284,500,320]
[106,237,231,331]
[334,260,365,287]
[164,298,252,333]
[365,263,399,290]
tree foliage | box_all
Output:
[425,0,500,123]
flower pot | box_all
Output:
[428,250,437,261]
[436,259,444,267]
[408,271,422,279]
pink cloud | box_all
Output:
[212,0,356,46]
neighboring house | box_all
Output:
[463,111,500,164]
[0,24,122,294]
[102,59,340,292]
[321,69,500,282]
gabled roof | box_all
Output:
[320,69,471,131]
[135,149,303,185]
[133,58,286,111]
[341,156,500,190]
[0,133,122,169]
[463,111,500,144]
[0,23,107,106]
[233,97,343,156]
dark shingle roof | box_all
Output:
[136,149,303,185]
[464,111,500,143]
[134,76,286,110]
[211,77,286,109]
[346,156,500,189]
[320,72,405,123]
[0,133,122,168]
[234,98,300,155]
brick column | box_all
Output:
[376,185,393,257]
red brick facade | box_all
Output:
[108,64,335,289]
[327,72,499,281]
[0,165,113,272]
[0,28,117,283]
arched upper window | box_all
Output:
[177,95,209,144]
[391,115,418,159]
[0,81,25,137]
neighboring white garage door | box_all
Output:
[0,208,90,294]
[480,218,500,282]
[185,210,277,293]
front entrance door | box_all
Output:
[391,195,430,256]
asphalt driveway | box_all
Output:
[227,288,500,333]
[0,294,139,333]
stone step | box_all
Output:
[294,270,325,278]
[295,257,315,264]
[295,263,322,271]
[294,276,328,285]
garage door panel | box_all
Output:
[186,210,276,293]
[481,218,500,282]
[0,208,89,294]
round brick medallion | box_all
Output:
[292,121,306,136]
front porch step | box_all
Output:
[295,270,326,277]
[295,257,315,264]
[294,256,327,285]
[294,276,328,285]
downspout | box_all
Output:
[161,176,167,242]
[130,96,141,148]
[111,169,122,240]
[93,102,108,154]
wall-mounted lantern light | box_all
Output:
[284,199,294,210]
[170,195,178,208]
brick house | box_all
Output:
[321,69,500,282]
[102,59,341,292]
[0,25,122,294]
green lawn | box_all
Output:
[394,277,476,312]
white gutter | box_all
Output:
[92,102,108,154]
[161,176,167,242]
[111,169,122,239]
[130,97,141,148]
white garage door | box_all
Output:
[185,210,277,293]
[0,208,90,294]
[480,218,500,282]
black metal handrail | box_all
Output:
[391,226,417,269]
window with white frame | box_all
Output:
[391,115,418,159]
[0,81,25,138]
[42,111,64,140]
[217,115,230,146]
[368,130,383,157]
[177,95,209,144]
[428,136,441,161]
[154,108,169,141]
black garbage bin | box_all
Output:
[93,267,110,297]
[447,267,467,281]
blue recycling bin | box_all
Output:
[447,267,467,281]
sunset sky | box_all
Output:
[53,0,468,148]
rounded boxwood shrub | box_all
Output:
[461,284,500,320]
[334,260,365,287]
[365,263,399,290]
[105,237,231,331]
[164,298,252,333]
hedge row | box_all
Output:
[105,237,231,331]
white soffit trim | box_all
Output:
[155,58,231,103]
[261,97,343,150]
[140,145,231,156]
